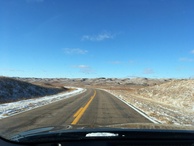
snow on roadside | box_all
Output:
[0,87,86,119]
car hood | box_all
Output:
[10,123,194,143]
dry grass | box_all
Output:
[105,89,194,126]
[100,79,194,125]
[0,77,68,104]
[135,79,194,111]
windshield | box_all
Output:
[0,0,194,142]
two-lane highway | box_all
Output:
[0,89,152,138]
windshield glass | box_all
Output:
[0,0,194,142]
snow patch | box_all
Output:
[0,87,86,119]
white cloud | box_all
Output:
[179,57,194,62]
[75,65,89,69]
[128,60,135,64]
[64,48,88,55]
[82,32,114,41]
[143,68,154,74]
[109,60,134,65]
[109,61,122,64]
[0,68,24,72]
[74,65,94,74]
[191,50,194,54]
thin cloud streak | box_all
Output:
[73,65,94,74]
[74,65,89,69]
[109,60,134,65]
[128,60,135,64]
[179,57,194,62]
[63,48,88,55]
[109,61,122,64]
[0,68,25,72]
[143,68,155,74]
[82,32,115,41]
[191,50,194,54]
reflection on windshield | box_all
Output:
[0,0,194,142]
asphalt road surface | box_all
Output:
[0,89,152,138]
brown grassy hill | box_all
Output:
[0,77,66,103]
[135,79,194,111]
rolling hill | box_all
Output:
[0,77,66,103]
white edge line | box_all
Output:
[99,89,161,124]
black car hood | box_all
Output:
[10,123,194,143]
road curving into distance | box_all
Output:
[0,88,152,138]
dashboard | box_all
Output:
[1,130,194,146]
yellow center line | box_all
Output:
[71,90,96,125]
[73,107,83,118]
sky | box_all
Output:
[0,0,194,78]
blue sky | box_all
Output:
[0,0,194,78]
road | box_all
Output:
[0,89,152,137]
